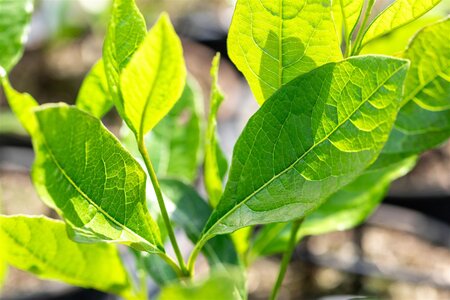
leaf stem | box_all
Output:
[351,0,376,56]
[269,219,303,300]
[187,236,208,275]
[138,139,189,276]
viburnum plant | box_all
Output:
[0,0,449,299]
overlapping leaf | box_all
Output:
[0,0,33,72]
[228,0,342,104]
[361,0,441,47]
[31,104,163,253]
[120,13,186,138]
[201,56,409,240]
[205,54,228,207]
[76,59,113,118]
[332,0,364,45]
[0,216,133,297]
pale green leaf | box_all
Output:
[361,0,441,47]
[1,77,38,135]
[120,79,204,183]
[103,0,146,117]
[202,56,409,239]
[228,0,343,104]
[0,0,33,72]
[374,18,450,169]
[332,0,364,45]
[158,271,239,300]
[76,59,113,118]
[250,156,416,257]
[205,53,228,207]
[120,13,186,138]
[31,104,163,253]
[0,215,133,297]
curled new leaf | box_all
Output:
[31,104,163,253]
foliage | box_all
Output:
[0,0,449,299]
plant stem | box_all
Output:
[138,139,189,276]
[187,236,207,276]
[269,219,303,300]
[351,0,376,56]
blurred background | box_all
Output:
[0,0,449,299]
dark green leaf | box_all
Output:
[202,56,409,239]
[0,0,33,72]
[227,0,342,104]
[31,104,163,253]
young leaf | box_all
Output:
[205,54,228,207]
[251,156,416,257]
[332,0,364,45]
[374,18,450,169]
[0,215,133,297]
[361,0,441,48]
[0,0,33,72]
[121,79,204,183]
[228,0,342,104]
[120,13,186,139]
[103,0,146,117]
[1,77,38,135]
[202,56,409,239]
[31,104,163,253]
[76,59,113,118]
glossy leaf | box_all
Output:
[0,0,33,72]
[76,59,113,118]
[227,0,342,104]
[0,215,133,297]
[374,18,450,169]
[1,77,38,135]
[202,56,409,239]
[361,0,441,47]
[251,156,416,257]
[31,104,163,253]
[120,13,186,138]
[103,0,146,117]
[205,54,228,207]
[121,80,204,183]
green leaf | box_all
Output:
[31,104,163,253]
[158,271,239,300]
[361,0,441,47]
[205,53,228,207]
[1,77,38,135]
[120,13,186,138]
[0,215,133,297]
[0,0,33,72]
[227,0,342,104]
[250,156,417,257]
[374,18,450,169]
[202,56,409,239]
[121,79,204,183]
[332,0,364,45]
[103,0,146,118]
[76,59,113,118]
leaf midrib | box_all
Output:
[204,63,406,238]
[37,131,159,252]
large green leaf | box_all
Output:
[374,18,450,169]
[361,0,441,47]
[201,56,409,239]
[1,77,38,135]
[0,0,33,72]
[103,0,146,118]
[0,216,133,297]
[76,59,113,118]
[227,0,342,104]
[31,104,163,253]
[120,13,186,138]
[250,156,416,257]
[205,54,228,207]
[121,79,204,183]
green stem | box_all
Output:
[269,219,303,300]
[187,236,208,275]
[138,139,189,276]
[352,0,376,56]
